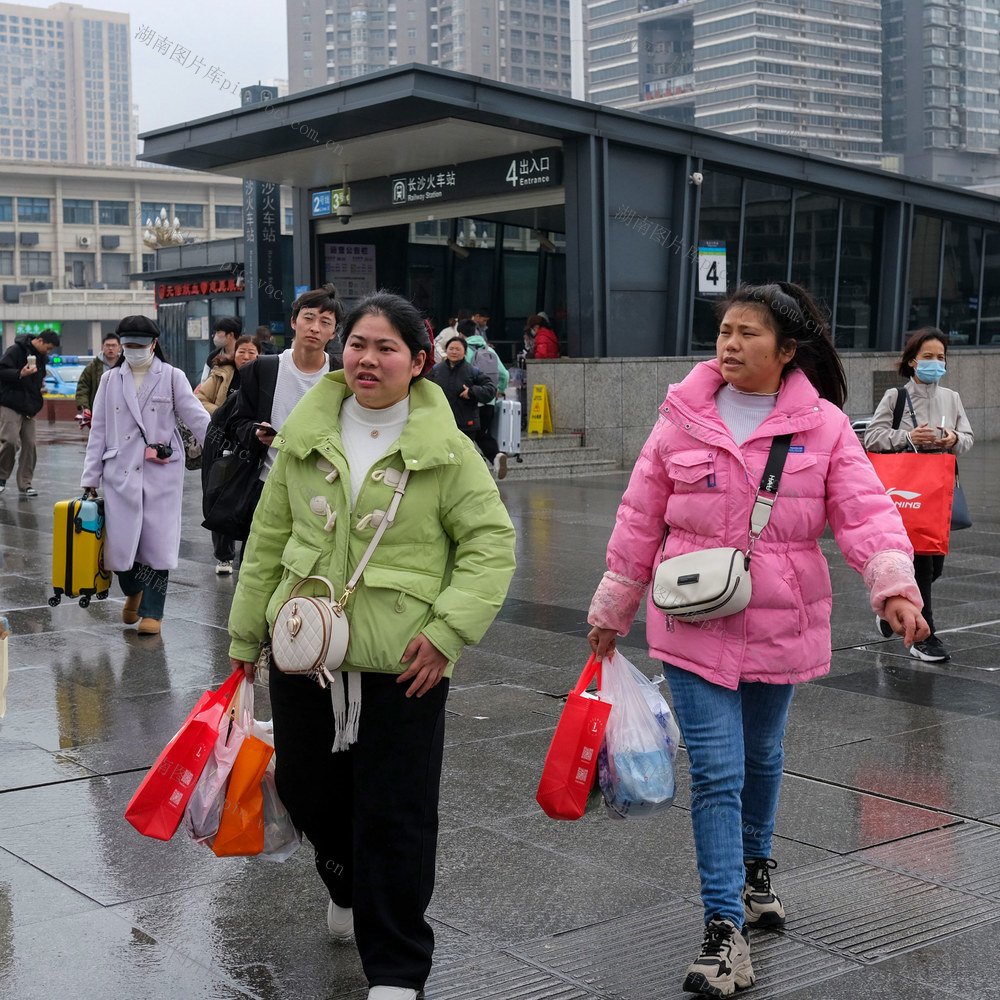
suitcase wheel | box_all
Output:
[48,594,61,607]
[96,590,109,601]
[78,595,91,609]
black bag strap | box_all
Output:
[747,434,793,558]
[891,387,907,429]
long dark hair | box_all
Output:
[716,281,847,408]
[341,291,433,380]
[898,326,948,378]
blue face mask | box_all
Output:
[915,360,946,383]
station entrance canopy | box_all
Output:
[140,66,1000,357]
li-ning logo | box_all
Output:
[886,487,922,509]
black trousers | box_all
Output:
[913,553,945,634]
[269,667,449,991]
[475,405,499,463]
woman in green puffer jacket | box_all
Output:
[228,291,516,1000]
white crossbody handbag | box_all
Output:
[651,436,792,622]
[271,469,410,687]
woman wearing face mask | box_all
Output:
[865,327,974,662]
[81,316,211,635]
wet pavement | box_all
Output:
[1,421,998,1000]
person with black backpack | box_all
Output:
[201,286,343,554]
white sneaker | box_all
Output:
[327,900,355,943]
[493,452,508,480]
[215,560,233,575]
[367,989,420,1000]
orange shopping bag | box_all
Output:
[536,654,611,820]
[212,734,274,857]
[866,451,955,555]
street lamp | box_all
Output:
[142,207,186,248]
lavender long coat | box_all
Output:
[80,358,210,572]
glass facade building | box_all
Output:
[586,0,884,167]
[0,2,133,165]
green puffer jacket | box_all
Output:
[228,372,517,674]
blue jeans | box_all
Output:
[117,562,169,620]
[664,664,795,927]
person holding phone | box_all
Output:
[864,327,974,662]
[0,328,61,496]
[81,316,210,635]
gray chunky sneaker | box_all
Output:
[742,857,786,928]
[683,917,755,997]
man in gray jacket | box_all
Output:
[0,329,60,496]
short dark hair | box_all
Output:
[213,316,242,337]
[445,336,466,350]
[898,326,948,378]
[36,329,61,346]
[475,307,490,318]
[102,332,120,344]
[456,318,477,339]
[234,335,256,351]
[291,283,343,324]
[342,291,431,380]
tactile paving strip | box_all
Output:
[512,900,857,1000]
[779,856,1000,963]
[426,951,599,999]
[857,822,1000,901]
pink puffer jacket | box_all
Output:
[589,361,920,689]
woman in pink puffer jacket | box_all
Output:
[588,282,927,999]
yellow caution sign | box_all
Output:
[528,384,553,435]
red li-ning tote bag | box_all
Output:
[536,654,612,821]
[865,452,956,556]
[125,667,244,841]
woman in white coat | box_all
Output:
[81,316,210,635]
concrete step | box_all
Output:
[502,456,623,480]
[507,445,606,465]
[520,432,584,452]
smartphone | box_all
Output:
[252,422,274,434]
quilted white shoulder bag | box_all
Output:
[271,469,410,687]
[651,435,791,622]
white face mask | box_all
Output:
[123,346,153,366]
[213,334,227,348]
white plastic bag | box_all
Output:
[182,679,251,844]
[246,717,302,862]
[597,650,677,818]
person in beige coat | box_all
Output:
[195,336,259,415]
[865,326,974,662]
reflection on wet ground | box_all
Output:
[0,424,998,999]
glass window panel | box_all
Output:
[17,197,50,222]
[20,250,52,274]
[214,204,243,230]
[0,196,14,222]
[98,200,129,225]
[174,203,204,228]
[0,249,13,273]
[691,170,742,351]
[938,220,981,346]
[790,192,838,322]
[836,199,881,349]
[907,213,942,331]
[739,180,790,287]
[101,252,130,288]
[979,231,1000,345]
[63,198,94,224]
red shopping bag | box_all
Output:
[866,452,955,555]
[125,667,244,841]
[536,654,612,820]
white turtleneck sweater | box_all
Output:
[126,353,155,392]
[714,382,779,446]
[340,395,410,508]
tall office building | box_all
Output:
[287,0,573,98]
[883,0,1000,185]
[585,0,883,167]
[0,1,133,165]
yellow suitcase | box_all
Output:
[50,497,112,608]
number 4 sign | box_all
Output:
[698,241,727,294]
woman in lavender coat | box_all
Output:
[81,316,210,635]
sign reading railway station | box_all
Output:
[308,148,563,218]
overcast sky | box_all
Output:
[18,0,288,136]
